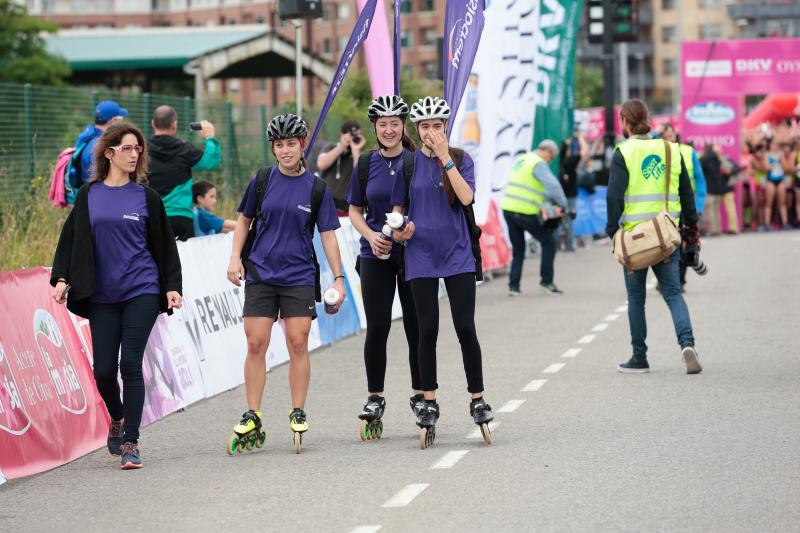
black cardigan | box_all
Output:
[50,181,183,318]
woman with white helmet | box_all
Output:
[390,96,493,448]
[346,94,423,441]
[225,113,346,454]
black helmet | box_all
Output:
[267,113,308,141]
[367,94,410,121]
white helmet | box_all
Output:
[368,94,410,120]
[409,96,451,123]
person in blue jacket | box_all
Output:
[72,100,128,185]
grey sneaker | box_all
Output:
[107,418,124,456]
[539,282,563,295]
[618,357,650,373]
[508,288,521,297]
[120,442,143,470]
[682,346,702,375]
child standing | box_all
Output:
[192,180,236,237]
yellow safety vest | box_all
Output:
[616,138,682,231]
[501,152,547,215]
[679,144,696,190]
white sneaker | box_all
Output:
[682,346,702,375]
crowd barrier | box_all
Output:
[0,205,512,485]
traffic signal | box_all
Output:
[587,0,638,44]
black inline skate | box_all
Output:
[470,397,493,445]
[227,409,266,455]
[416,400,439,450]
[409,394,425,418]
[358,395,385,441]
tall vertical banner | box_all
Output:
[443,0,485,137]
[356,0,394,97]
[306,0,378,154]
[449,0,541,224]
[532,0,582,167]
[393,0,402,94]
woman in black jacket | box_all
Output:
[51,123,182,470]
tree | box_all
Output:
[574,63,604,109]
[0,0,70,85]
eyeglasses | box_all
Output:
[111,144,143,154]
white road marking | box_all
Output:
[561,348,582,358]
[592,322,609,332]
[467,421,500,439]
[578,334,596,344]
[543,363,566,374]
[604,313,619,321]
[521,379,547,392]
[382,484,430,508]
[615,306,628,313]
[497,399,526,413]
[431,450,470,469]
[350,527,382,533]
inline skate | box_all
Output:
[289,408,309,454]
[416,400,439,450]
[409,394,425,418]
[470,397,493,445]
[227,409,266,455]
[358,395,385,441]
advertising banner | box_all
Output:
[312,232,363,346]
[357,0,394,97]
[449,0,540,225]
[443,0,486,136]
[0,268,108,480]
[680,96,741,164]
[573,186,608,237]
[478,201,511,272]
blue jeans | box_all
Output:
[504,210,556,289]
[623,249,694,360]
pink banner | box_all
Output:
[680,95,742,164]
[0,268,108,480]
[357,0,394,97]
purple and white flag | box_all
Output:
[306,0,378,154]
[443,0,486,137]
[393,0,402,95]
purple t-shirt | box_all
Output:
[345,149,409,259]
[88,181,160,303]
[390,151,476,281]
[238,168,340,286]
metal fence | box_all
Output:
[0,82,296,206]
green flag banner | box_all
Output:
[532,0,583,171]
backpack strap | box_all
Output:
[401,149,415,202]
[254,165,272,223]
[357,152,373,213]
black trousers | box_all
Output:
[88,294,160,443]
[409,272,484,394]
[359,256,420,392]
[169,216,194,241]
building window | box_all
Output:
[338,4,350,20]
[338,36,348,52]
[424,63,438,80]
[698,23,722,40]
[423,28,437,46]
[420,0,434,10]
[401,0,412,12]
[662,25,676,43]
[662,58,675,76]
[765,19,795,38]
[401,31,413,48]
[322,5,331,21]
[323,38,331,54]
[697,0,720,6]
[230,79,240,93]
[661,0,674,9]
[258,78,267,92]
[257,15,265,24]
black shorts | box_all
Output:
[243,282,317,319]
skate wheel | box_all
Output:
[480,423,492,446]
[376,421,383,439]
[255,431,266,448]
[245,434,255,450]
[427,426,436,448]
[293,431,302,454]
[419,428,427,450]
[227,434,239,456]
[359,420,370,441]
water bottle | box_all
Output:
[323,287,340,315]
[376,224,393,260]
[385,212,409,231]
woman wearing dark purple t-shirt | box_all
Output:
[51,124,183,469]
[391,97,494,448]
[225,114,345,454]
[346,95,422,440]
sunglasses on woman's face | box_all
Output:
[753,145,766,152]
[111,144,143,154]
[779,143,795,149]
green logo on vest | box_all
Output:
[641,154,665,180]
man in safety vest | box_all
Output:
[606,99,702,375]
[501,140,568,296]
[661,123,707,290]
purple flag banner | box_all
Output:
[306,0,378,155]
[443,0,485,137]
[393,0,402,95]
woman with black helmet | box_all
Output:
[390,96,494,449]
[225,113,346,454]
[346,95,422,441]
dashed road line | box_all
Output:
[592,323,609,332]
[578,334,596,344]
[521,379,547,392]
[604,313,619,321]
[350,527,382,533]
[543,363,566,374]
[431,450,470,470]
[467,421,500,439]
[497,399,526,413]
[382,484,430,508]
[615,306,628,313]
[561,348,582,358]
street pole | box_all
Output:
[295,19,303,117]
[619,41,630,103]
[635,52,645,100]
[602,0,616,154]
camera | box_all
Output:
[349,126,361,144]
[683,246,708,276]
[189,122,202,131]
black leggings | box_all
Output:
[88,294,160,443]
[409,272,484,394]
[359,257,420,392]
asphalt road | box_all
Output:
[1,231,798,533]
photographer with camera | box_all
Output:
[146,105,221,240]
[317,120,367,215]
[501,139,568,296]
